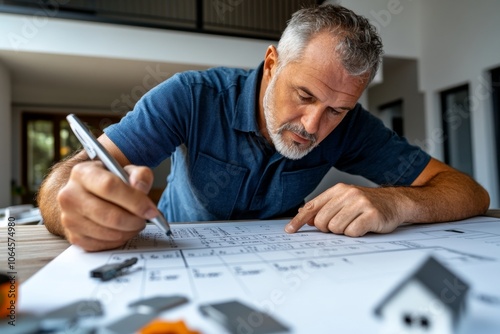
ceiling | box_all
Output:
[0,50,209,109]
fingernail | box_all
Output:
[285,225,295,233]
[144,208,157,220]
[136,181,149,194]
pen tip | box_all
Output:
[166,230,173,238]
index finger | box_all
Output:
[285,194,328,233]
[74,161,159,220]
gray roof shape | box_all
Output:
[374,256,469,325]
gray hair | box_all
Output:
[277,4,384,83]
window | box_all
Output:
[22,113,121,205]
[440,85,473,176]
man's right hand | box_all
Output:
[57,161,160,252]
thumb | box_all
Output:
[124,165,154,194]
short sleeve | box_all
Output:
[104,73,192,168]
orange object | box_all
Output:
[0,272,17,319]
[139,319,201,334]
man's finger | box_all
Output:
[285,195,328,233]
[125,165,154,194]
[73,162,159,220]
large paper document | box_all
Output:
[20,217,500,333]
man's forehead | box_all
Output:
[297,32,369,87]
[281,60,366,102]
[301,32,340,64]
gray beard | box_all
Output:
[263,76,317,160]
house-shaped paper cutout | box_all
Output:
[374,256,469,334]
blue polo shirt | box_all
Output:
[105,63,430,222]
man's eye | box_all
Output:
[328,107,342,115]
[298,92,312,102]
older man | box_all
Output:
[38,4,489,251]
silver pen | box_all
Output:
[66,114,173,238]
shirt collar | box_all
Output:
[232,62,264,133]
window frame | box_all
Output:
[21,112,122,204]
[439,84,474,176]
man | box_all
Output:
[38,4,489,252]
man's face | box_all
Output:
[261,33,368,160]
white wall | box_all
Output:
[419,0,500,207]
[0,60,11,207]
[334,0,421,58]
[0,13,272,69]
[368,59,426,145]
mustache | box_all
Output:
[278,123,317,143]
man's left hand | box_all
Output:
[285,183,405,236]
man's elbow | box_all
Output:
[477,186,490,214]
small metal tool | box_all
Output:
[90,257,139,281]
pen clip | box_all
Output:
[66,114,130,184]
[67,116,98,160]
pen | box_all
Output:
[66,114,173,238]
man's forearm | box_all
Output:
[396,170,490,224]
[37,151,88,238]
[285,160,490,236]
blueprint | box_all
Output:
[20,216,500,333]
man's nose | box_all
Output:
[301,106,323,134]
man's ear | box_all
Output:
[263,45,278,83]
